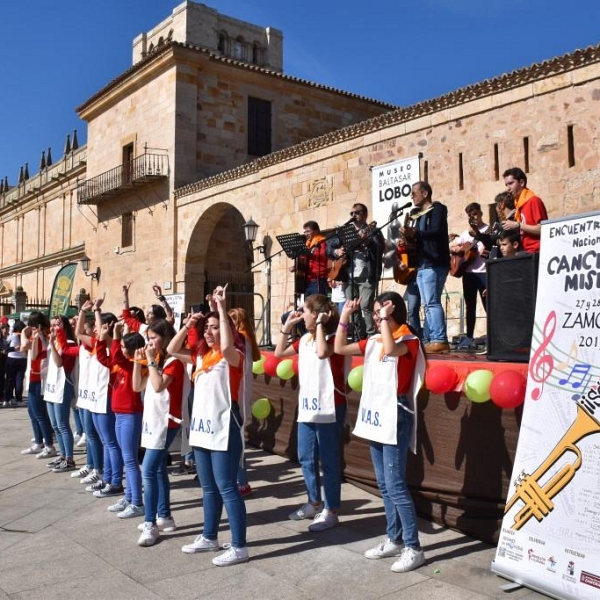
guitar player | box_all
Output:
[327,203,385,339]
[288,220,330,298]
[449,202,489,350]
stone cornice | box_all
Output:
[0,244,86,279]
[175,41,600,199]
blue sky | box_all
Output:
[2,0,600,185]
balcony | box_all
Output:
[77,152,168,205]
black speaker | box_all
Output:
[487,253,539,362]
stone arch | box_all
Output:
[183,202,255,321]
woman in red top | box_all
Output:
[96,319,146,519]
[133,319,185,547]
[335,291,426,574]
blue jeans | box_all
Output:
[369,399,420,549]
[304,279,329,298]
[115,412,143,505]
[72,407,83,435]
[142,427,179,523]
[404,280,428,340]
[46,380,74,459]
[297,403,346,509]
[92,408,123,486]
[80,408,103,471]
[416,266,449,343]
[27,381,54,446]
[193,405,246,548]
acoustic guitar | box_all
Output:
[327,221,378,285]
[393,212,418,285]
[450,241,478,278]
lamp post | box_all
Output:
[243,217,272,346]
[80,255,101,282]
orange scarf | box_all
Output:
[306,233,325,249]
[514,188,536,223]
[377,323,412,361]
[194,349,223,379]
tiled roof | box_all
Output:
[175,41,600,199]
[76,40,397,114]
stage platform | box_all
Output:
[246,352,528,545]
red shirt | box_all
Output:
[163,359,185,428]
[55,328,81,374]
[29,337,47,383]
[518,194,548,253]
[96,339,143,414]
[358,337,419,394]
[292,336,347,406]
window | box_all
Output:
[121,212,133,248]
[122,143,134,184]
[248,97,272,156]
[493,143,499,180]
[217,33,226,54]
[252,44,260,64]
[567,125,575,167]
[234,39,243,60]
[523,137,529,172]
[458,152,464,191]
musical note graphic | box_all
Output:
[559,363,592,401]
[556,340,578,371]
[528,311,557,401]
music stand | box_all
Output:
[276,233,308,259]
[335,222,361,251]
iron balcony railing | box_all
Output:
[77,153,168,204]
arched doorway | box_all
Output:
[184,202,256,327]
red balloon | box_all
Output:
[425,365,458,395]
[263,354,281,378]
[292,355,299,376]
[490,370,527,409]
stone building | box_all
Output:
[1,1,600,343]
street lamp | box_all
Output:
[242,217,271,346]
[80,255,101,282]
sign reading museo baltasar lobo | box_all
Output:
[493,211,600,599]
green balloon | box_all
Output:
[464,369,493,403]
[276,358,295,380]
[252,355,266,375]
[252,397,271,420]
[348,365,364,392]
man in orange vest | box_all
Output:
[502,167,548,253]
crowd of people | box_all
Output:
[1,165,547,573]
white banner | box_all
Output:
[493,211,600,599]
[371,155,420,279]
[164,293,185,331]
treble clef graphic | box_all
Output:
[528,311,556,400]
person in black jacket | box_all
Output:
[328,203,385,339]
[404,182,450,353]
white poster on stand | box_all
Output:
[493,211,600,600]
[371,155,420,280]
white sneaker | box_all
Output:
[71,465,91,478]
[288,502,323,521]
[212,545,249,567]
[76,433,87,448]
[85,480,105,493]
[118,504,145,519]
[107,497,129,512]
[391,547,425,573]
[35,446,57,459]
[73,432,82,443]
[308,509,339,532]
[21,443,43,455]
[81,470,101,484]
[137,522,160,547]
[364,538,404,559]
[182,534,220,554]
[137,516,176,532]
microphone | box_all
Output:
[342,216,356,226]
[393,202,413,215]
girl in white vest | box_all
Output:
[132,319,188,547]
[45,316,78,473]
[167,285,249,567]
[334,291,427,574]
[274,293,349,532]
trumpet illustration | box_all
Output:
[504,404,600,530]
